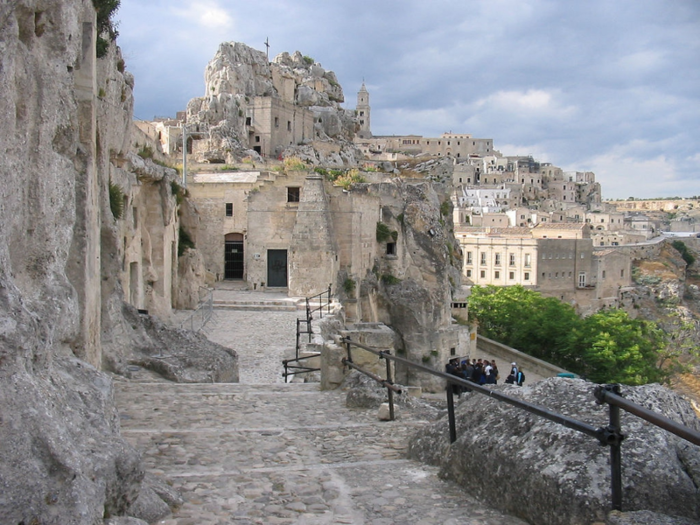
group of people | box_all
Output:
[445,358,525,391]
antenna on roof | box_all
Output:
[264,37,270,62]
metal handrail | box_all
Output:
[282,285,332,383]
[179,286,213,332]
[305,284,332,321]
[340,336,700,512]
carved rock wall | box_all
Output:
[408,378,700,525]
[0,1,147,522]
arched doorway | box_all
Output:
[224,233,244,279]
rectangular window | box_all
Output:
[466,269,472,277]
[480,253,487,265]
[494,270,500,279]
[495,253,501,266]
[509,254,516,266]
[274,117,279,128]
[480,270,486,278]
[467,252,473,265]
[255,135,260,143]
[524,253,531,267]
[621,269,624,277]
[245,117,251,126]
[287,121,292,131]
[578,272,586,287]
[386,242,396,256]
[524,272,530,281]
[287,187,300,203]
[602,270,606,278]
[225,203,233,217]
[509,272,515,280]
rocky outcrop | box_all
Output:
[408,378,700,525]
[116,304,238,383]
[185,42,355,163]
[284,140,365,167]
[352,170,465,391]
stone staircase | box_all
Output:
[114,380,526,524]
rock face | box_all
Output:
[353,168,466,391]
[185,42,359,162]
[117,304,238,383]
[408,378,700,525]
[0,1,215,521]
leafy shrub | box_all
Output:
[170,180,187,205]
[381,274,401,285]
[343,278,356,295]
[283,156,306,172]
[440,200,451,216]
[376,222,392,242]
[672,240,696,266]
[137,144,154,159]
[302,55,314,65]
[93,0,120,58]
[108,180,124,219]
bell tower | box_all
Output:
[356,82,371,138]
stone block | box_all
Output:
[378,402,398,421]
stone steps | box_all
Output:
[213,300,300,312]
[114,380,526,524]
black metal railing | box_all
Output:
[282,285,332,382]
[340,336,700,512]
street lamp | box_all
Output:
[182,124,187,188]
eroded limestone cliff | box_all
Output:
[0,1,235,522]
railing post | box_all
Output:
[609,401,623,511]
[326,284,332,316]
[594,384,625,512]
[381,351,395,421]
[283,360,288,383]
[345,337,353,365]
[446,381,457,443]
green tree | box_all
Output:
[564,309,666,385]
[468,286,667,385]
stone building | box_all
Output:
[356,82,371,138]
[243,96,315,157]
[455,222,630,311]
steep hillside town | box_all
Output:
[2,1,699,520]
[137,41,700,319]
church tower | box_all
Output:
[356,82,372,138]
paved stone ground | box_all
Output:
[116,288,528,524]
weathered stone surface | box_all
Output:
[0,1,149,522]
[378,402,398,420]
[408,378,700,525]
[606,510,700,525]
[104,518,150,525]
[127,483,172,523]
[0,358,143,524]
[345,370,389,408]
[119,304,238,383]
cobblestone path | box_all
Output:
[116,382,528,525]
[117,290,527,524]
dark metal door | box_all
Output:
[267,249,288,287]
[224,241,244,279]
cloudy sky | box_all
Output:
[117,0,700,200]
